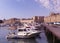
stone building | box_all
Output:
[32,16,44,23]
[4,16,44,24]
[20,18,33,23]
[20,16,44,23]
[44,13,60,23]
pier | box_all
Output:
[42,23,60,43]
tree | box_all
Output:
[0,20,3,23]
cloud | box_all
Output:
[35,0,60,13]
[39,0,50,8]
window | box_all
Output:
[18,29,23,31]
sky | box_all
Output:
[0,0,57,19]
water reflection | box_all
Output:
[7,38,37,43]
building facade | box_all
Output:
[44,13,60,23]
[4,16,44,24]
[32,16,44,23]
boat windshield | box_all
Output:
[18,29,26,31]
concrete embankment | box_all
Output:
[41,24,60,43]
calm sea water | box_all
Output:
[0,27,48,43]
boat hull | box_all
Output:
[6,32,41,39]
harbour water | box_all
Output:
[0,27,48,43]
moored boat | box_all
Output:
[6,24,41,39]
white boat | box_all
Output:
[6,25,41,39]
